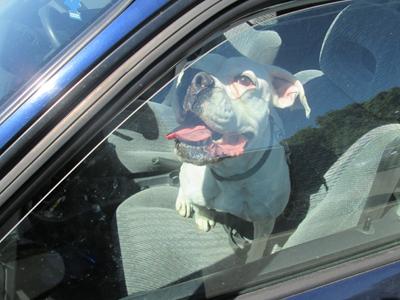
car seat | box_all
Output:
[284,124,400,248]
[116,186,242,294]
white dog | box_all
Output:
[166,54,310,254]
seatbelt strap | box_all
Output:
[245,219,275,264]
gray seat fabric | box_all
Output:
[116,186,240,294]
[319,1,400,101]
[109,128,177,174]
[284,124,400,248]
[223,22,281,65]
[108,102,179,173]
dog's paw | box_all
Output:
[176,199,192,218]
[194,213,216,232]
[194,206,216,232]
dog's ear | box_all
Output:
[267,65,311,118]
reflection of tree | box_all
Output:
[275,87,400,232]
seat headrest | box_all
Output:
[223,23,282,65]
[320,1,400,101]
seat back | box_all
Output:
[116,186,239,294]
[320,1,400,101]
[284,124,400,248]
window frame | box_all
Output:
[3,0,398,298]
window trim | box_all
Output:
[238,246,400,299]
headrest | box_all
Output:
[224,23,282,65]
[320,1,400,101]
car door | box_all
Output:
[2,0,400,299]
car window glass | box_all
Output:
[2,1,400,299]
[0,0,119,110]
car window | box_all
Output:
[2,0,400,299]
[0,0,119,110]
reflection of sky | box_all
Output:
[288,261,400,299]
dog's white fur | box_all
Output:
[170,54,310,232]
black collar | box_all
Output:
[210,149,272,181]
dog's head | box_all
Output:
[166,54,310,165]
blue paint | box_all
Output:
[290,260,400,299]
[0,0,167,149]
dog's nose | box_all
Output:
[192,72,214,93]
[183,72,214,113]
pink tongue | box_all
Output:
[166,125,247,157]
[166,125,212,142]
[214,135,247,157]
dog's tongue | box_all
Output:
[215,134,247,156]
[166,124,212,142]
[166,125,247,157]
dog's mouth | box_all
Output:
[166,122,249,165]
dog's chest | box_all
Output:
[179,145,291,221]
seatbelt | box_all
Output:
[245,220,275,264]
[358,136,400,233]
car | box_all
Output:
[1,0,400,299]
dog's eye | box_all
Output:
[236,75,255,87]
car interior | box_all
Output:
[2,0,400,299]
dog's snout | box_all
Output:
[192,72,214,93]
[183,72,215,114]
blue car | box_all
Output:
[1,0,400,299]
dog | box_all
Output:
[166,54,310,250]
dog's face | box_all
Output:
[167,54,310,165]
